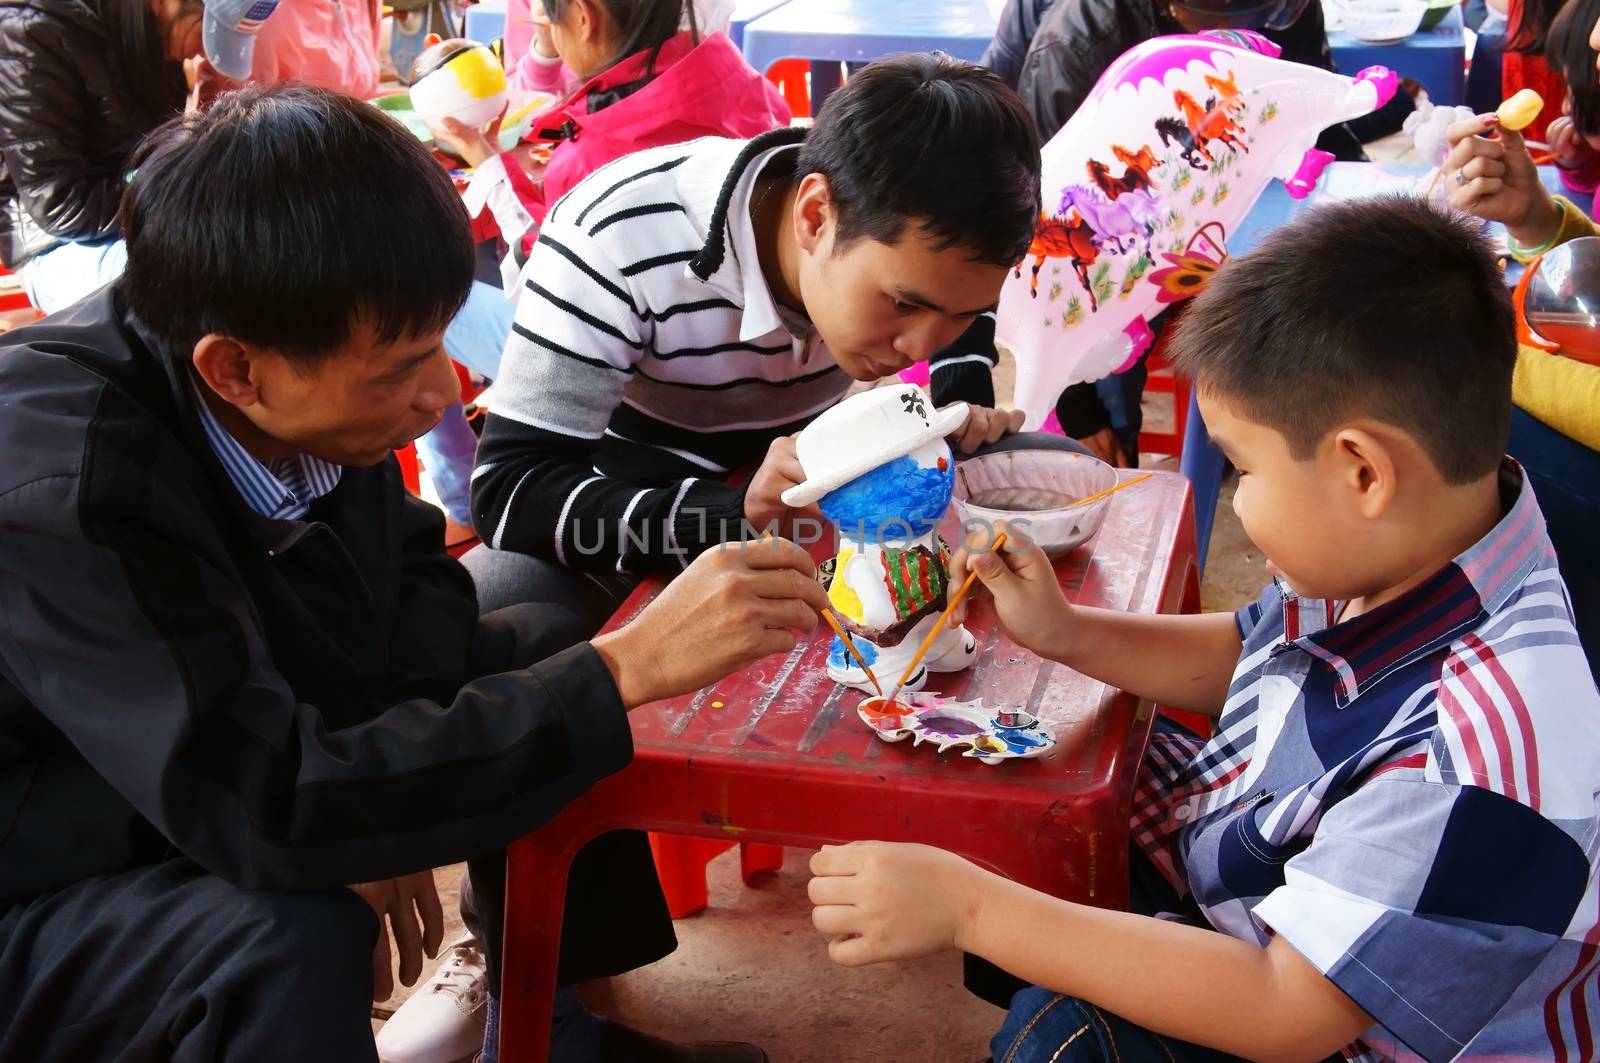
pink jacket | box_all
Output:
[250,0,382,99]
[465,29,790,266]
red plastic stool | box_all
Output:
[1136,343,1190,459]
[765,58,810,118]
[648,833,785,919]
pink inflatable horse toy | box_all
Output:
[996,30,1397,427]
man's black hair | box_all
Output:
[795,52,1042,268]
[119,84,475,364]
[1547,0,1600,137]
[1169,196,1516,483]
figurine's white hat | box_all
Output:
[781,385,968,508]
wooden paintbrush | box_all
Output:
[882,531,1009,709]
[1071,471,1154,508]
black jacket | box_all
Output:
[982,0,1060,89]
[0,288,633,906]
[1015,0,1364,157]
[0,0,181,266]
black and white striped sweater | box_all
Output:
[471,131,851,575]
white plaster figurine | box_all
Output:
[782,384,978,693]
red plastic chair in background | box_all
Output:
[1136,342,1190,459]
[0,266,42,332]
[765,58,810,118]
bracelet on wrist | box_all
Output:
[1508,199,1567,260]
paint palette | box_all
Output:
[858,694,1056,765]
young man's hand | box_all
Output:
[1444,114,1562,248]
[744,433,822,533]
[592,536,829,707]
[808,841,989,966]
[949,404,1025,455]
[950,532,1073,661]
[348,869,445,1002]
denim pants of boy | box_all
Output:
[991,992,1249,1063]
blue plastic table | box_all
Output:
[1179,162,1589,571]
[468,0,790,49]
[464,0,506,44]
[728,0,794,48]
[1329,5,1466,105]
[741,0,997,75]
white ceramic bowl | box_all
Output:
[951,449,1119,558]
[1339,0,1427,43]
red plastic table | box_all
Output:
[498,471,1199,1061]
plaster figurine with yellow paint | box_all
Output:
[409,37,508,129]
[783,384,978,693]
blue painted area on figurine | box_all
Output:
[828,634,879,670]
[818,454,955,539]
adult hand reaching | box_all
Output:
[592,535,831,707]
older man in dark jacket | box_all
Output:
[0,84,825,1063]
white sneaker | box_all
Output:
[376,935,489,1063]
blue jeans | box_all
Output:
[991,993,1248,1063]
[417,280,516,525]
[1508,407,1600,676]
[21,238,128,315]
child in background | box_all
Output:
[1540,0,1600,193]
[0,0,202,312]
[1504,0,1566,143]
[412,0,787,547]
[809,197,1600,1063]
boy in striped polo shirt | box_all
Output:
[468,54,1044,624]
[808,197,1600,1063]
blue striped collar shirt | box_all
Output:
[189,377,342,520]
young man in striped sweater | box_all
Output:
[467,53,1046,624]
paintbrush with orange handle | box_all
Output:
[1071,471,1154,508]
[881,531,1009,709]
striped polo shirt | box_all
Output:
[1131,463,1600,1062]
[472,130,851,575]
[190,378,341,520]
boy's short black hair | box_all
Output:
[1169,197,1516,484]
[1547,0,1600,137]
[119,84,475,364]
[796,53,1042,268]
